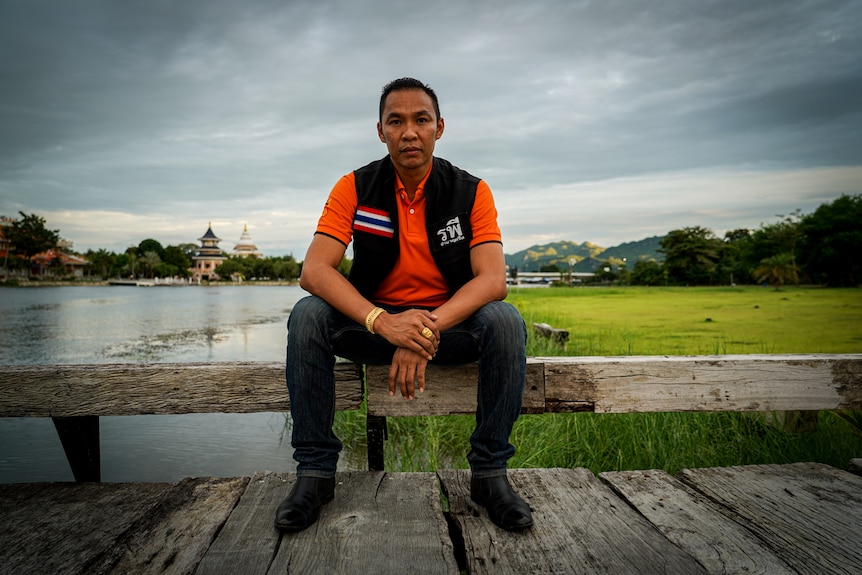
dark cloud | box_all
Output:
[0,0,860,253]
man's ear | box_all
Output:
[436,117,445,140]
[377,122,385,143]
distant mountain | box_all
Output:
[601,236,665,268]
[505,236,664,272]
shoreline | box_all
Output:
[1,280,300,288]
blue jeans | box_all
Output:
[285,295,527,479]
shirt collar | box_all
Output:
[394,164,433,199]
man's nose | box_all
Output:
[402,122,418,139]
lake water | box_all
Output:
[0,285,333,484]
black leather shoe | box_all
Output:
[470,475,533,531]
[274,476,336,532]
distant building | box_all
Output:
[191,223,227,281]
[2,217,88,280]
[232,224,263,258]
[30,249,89,278]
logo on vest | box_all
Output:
[437,216,465,247]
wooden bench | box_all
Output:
[1,354,860,480]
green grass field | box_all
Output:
[334,286,862,475]
[509,285,862,356]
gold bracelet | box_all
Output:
[365,307,386,334]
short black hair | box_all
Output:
[379,77,441,122]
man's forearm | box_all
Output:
[301,265,376,326]
[433,273,507,331]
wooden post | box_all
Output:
[781,410,819,433]
[52,416,100,482]
[367,414,387,471]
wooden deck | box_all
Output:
[3,462,861,574]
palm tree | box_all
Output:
[139,251,162,279]
[753,253,799,290]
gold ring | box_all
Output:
[421,327,433,339]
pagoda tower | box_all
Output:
[232,224,263,258]
[191,223,227,281]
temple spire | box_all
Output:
[233,224,262,258]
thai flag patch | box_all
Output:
[354,206,395,238]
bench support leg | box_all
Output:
[366,414,387,471]
[52,416,101,482]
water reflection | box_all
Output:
[0,285,300,365]
[0,285,310,483]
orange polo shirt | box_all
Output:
[316,163,502,307]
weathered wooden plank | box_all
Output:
[4,355,859,418]
[102,477,248,575]
[3,464,860,575]
[0,481,170,575]
[195,472,288,575]
[543,354,862,413]
[0,477,247,575]
[677,462,862,575]
[269,472,458,575]
[439,468,707,574]
[0,362,363,416]
[366,360,545,416]
[600,469,796,574]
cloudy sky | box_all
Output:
[1,0,860,258]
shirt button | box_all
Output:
[409,208,415,214]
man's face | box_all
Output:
[377,89,444,176]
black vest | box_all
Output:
[348,156,479,300]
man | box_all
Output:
[276,77,532,532]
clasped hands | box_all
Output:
[373,308,439,400]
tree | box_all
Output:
[215,257,248,280]
[251,257,275,279]
[152,262,179,278]
[6,212,59,258]
[630,260,665,286]
[85,248,116,279]
[138,251,162,278]
[163,245,192,278]
[122,248,139,278]
[753,253,799,290]
[797,194,862,287]
[176,243,199,260]
[592,262,618,284]
[659,227,722,285]
[273,256,300,280]
[770,210,803,271]
[736,212,804,284]
[716,229,753,285]
[137,238,165,260]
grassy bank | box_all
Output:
[509,285,862,355]
[334,286,862,474]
